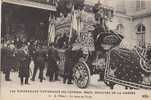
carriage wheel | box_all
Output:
[73,61,91,89]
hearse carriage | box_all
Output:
[72,32,151,89]
[54,0,151,89]
[55,21,151,89]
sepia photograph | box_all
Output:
[0,0,151,100]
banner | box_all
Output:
[48,21,55,45]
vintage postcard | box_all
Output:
[0,0,151,100]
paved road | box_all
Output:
[1,71,125,90]
[1,72,144,100]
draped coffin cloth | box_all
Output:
[104,48,151,89]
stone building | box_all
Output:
[106,0,151,49]
[1,0,150,48]
[85,0,151,49]
[1,0,56,40]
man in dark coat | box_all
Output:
[63,46,83,84]
[17,49,31,85]
[2,46,13,81]
[47,44,60,81]
[31,45,46,82]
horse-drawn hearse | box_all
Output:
[72,32,151,89]
[54,0,151,90]
[55,22,151,90]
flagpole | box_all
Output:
[77,9,83,39]
[48,13,52,46]
[69,5,74,43]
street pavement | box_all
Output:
[0,60,126,92]
[1,71,125,90]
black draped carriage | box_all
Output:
[72,32,151,89]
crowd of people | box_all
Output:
[1,34,87,85]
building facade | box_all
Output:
[107,0,151,49]
[85,0,151,49]
[1,0,56,40]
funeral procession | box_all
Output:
[1,0,151,90]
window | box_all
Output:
[116,0,126,14]
[136,0,146,11]
[136,24,146,48]
[136,24,145,34]
[116,24,124,34]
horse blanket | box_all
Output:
[105,47,151,90]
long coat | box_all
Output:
[48,48,60,65]
[16,50,31,78]
[47,48,60,74]
[33,49,46,68]
[64,48,83,78]
[1,47,14,73]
